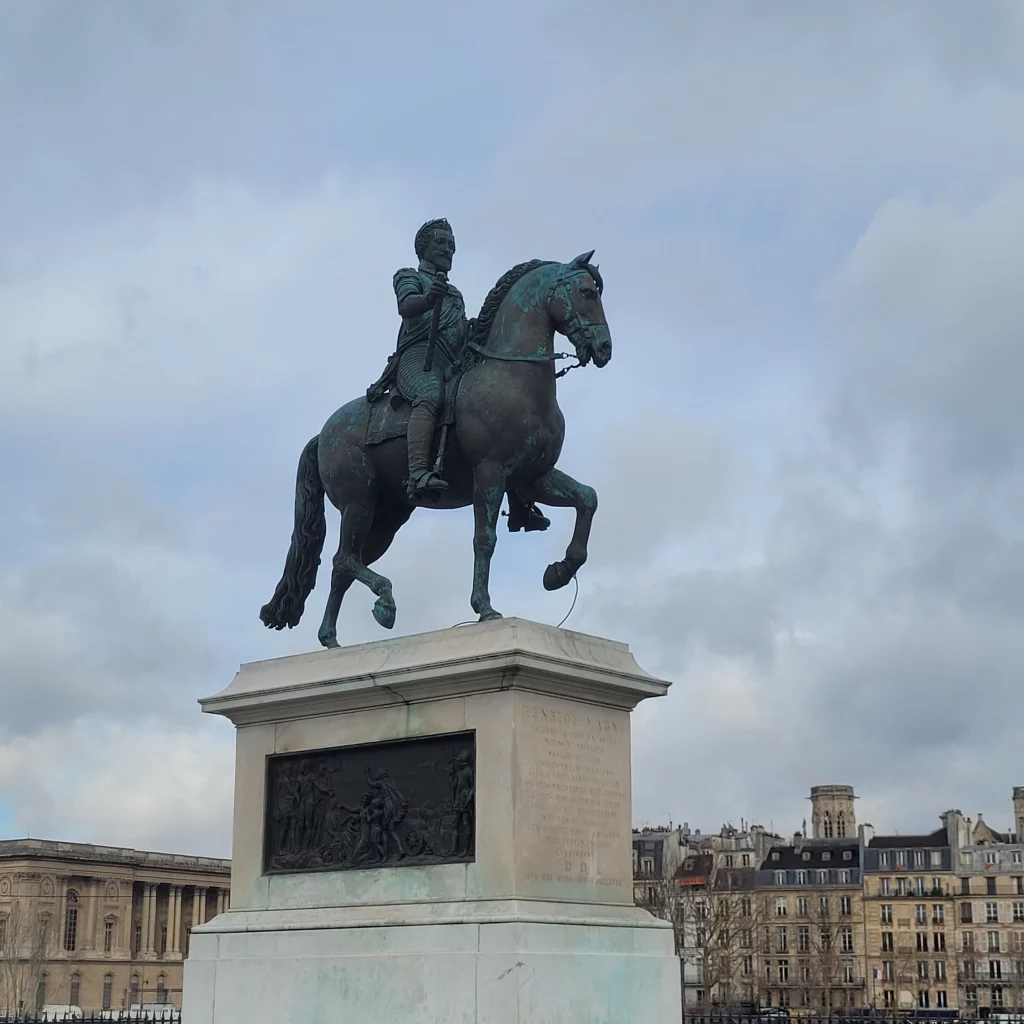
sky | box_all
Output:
[0,1,1022,857]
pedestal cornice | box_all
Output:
[201,618,669,726]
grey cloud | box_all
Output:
[618,184,1024,836]
[826,187,1024,491]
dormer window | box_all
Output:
[772,852,780,861]
[802,852,811,861]
[843,851,852,861]
[822,852,832,862]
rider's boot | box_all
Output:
[406,404,448,500]
[506,490,550,532]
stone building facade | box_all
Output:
[0,839,230,1014]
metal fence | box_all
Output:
[0,1015,180,1023]
[682,1014,1019,1024]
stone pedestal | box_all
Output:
[183,618,680,1023]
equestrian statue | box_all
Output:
[260,218,612,648]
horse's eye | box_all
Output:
[581,287,598,300]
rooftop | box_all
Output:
[0,838,230,873]
[763,839,860,870]
[868,827,948,850]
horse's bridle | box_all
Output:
[465,267,606,378]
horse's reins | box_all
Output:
[464,339,580,377]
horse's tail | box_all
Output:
[259,436,327,631]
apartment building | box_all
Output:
[756,835,865,1011]
[949,796,1024,1015]
[860,820,956,1012]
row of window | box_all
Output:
[766,925,856,953]
[764,959,858,984]
[878,876,948,896]
[963,985,1015,1008]
[959,873,1024,894]
[962,850,1024,868]
[819,811,849,839]
[876,959,949,982]
[877,874,1024,896]
[773,895,853,916]
[773,869,856,886]
[958,959,1024,981]
[875,849,944,870]
[36,972,169,1012]
[961,900,1024,923]
[62,905,118,953]
[879,930,946,952]
[881,989,950,1009]
[962,929,1024,953]
[771,848,854,864]
[764,988,861,1009]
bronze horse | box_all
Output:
[260,252,611,647]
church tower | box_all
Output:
[810,785,857,840]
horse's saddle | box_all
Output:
[365,375,460,447]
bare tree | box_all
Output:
[674,866,762,1008]
[785,894,862,1012]
[0,903,61,1015]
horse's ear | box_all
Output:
[571,249,595,268]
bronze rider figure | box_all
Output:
[368,218,549,532]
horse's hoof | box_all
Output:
[478,610,503,622]
[373,595,396,630]
[543,561,573,591]
[319,634,340,650]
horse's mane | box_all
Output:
[467,259,556,353]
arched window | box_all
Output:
[63,890,79,951]
[36,971,48,1011]
[156,975,167,1004]
[130,973,140,1006]
[103,974,114,1011]
[70,972,81,1007]
[104,917,115,953]
[823,812,834,839]
[837,812,846,838]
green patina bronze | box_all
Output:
[260,219,611,647]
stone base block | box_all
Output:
[183,900,680,1024]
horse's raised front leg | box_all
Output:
[520,468,597,592]
[470,461,507,621]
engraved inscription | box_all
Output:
[264,732,475,874]
[517,702,627,888]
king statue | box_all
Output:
[262,216,612,646]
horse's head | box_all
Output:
[550,250,612,368]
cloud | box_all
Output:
[2,3,1023,859]
[0,720,234,857]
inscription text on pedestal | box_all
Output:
[516,699,630,894]
[263,732,475,873]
